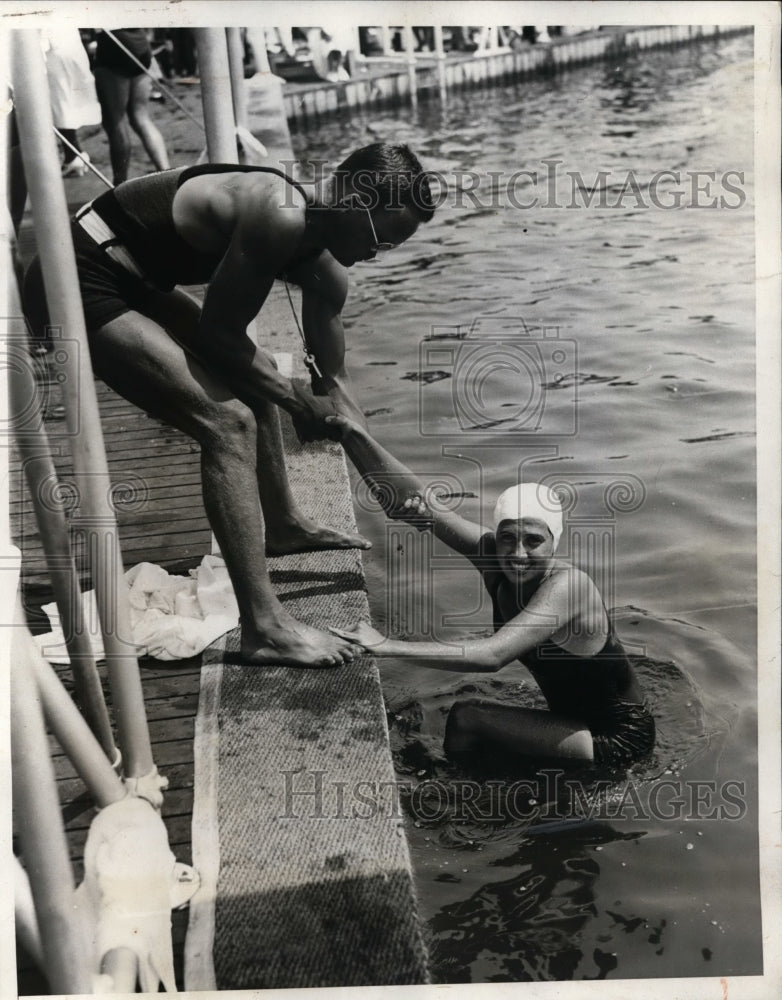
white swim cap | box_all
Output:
[492,482,563,550]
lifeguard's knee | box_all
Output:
[200,399,257,454]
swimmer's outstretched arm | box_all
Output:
[326,414,487,558]
[330,568,573,671]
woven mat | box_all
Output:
[191,406,429,989]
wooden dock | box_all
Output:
[10,372,211,598]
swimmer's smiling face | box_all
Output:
[495,517,556,585]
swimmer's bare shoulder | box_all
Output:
[534,562,608,647]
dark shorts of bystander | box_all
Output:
[94,29,153,79]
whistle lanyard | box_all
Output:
[283,280,323,378]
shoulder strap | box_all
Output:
[177,163,310,200]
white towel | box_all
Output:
[34,555,239,663]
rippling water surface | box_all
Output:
[294,33,759,982]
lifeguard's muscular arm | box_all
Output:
[289,252,368,430]
[182,189,336,436]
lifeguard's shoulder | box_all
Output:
[230,174,307,253]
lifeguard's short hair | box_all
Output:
[335,142,435,222]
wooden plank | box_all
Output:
[52,737,195,780]
[57,759,195,800]
[9,479,205,501]
[49,716,195,758]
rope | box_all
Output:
[103,29,206,132]
[54,126,114,189]
[102,31,268,162]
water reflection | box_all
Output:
[429,822,643,982]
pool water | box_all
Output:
[293,32,760,982]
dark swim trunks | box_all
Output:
[94,29,152,78]
[23,222,158,338]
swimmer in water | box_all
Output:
[328,416,655,768]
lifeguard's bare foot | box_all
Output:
[266,520,371,556]
[227,619,358,668]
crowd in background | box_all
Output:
[29,24,590,187]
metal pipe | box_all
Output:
[11,602,92,994]
[225,27,249,131]
[6,270,116,761]
[32,645,126,808]
[434,25,447,103]
[14,858,44,970]
[196,27,238,555]
[404,25,418,110]
[195,28,237,162]
[11,29,155,779]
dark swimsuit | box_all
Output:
[95,29,153,79]
[23,165,321,338]
[482,536,655,767]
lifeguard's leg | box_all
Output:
[445,698,594,764]
[86,307,356,667]
[127,74,170,172]
[144,286,369,554]
[251,394,370,554]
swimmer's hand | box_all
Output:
[394,491,430,520]
[324,413,364,440]
[328,622,387,651]
[317,381,368,432]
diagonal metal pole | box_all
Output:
[11,29,156,788]
[195,27,238,557]
[32,646,126,808]
[11,596,92,995]
[6,266,117,762]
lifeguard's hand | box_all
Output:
[291,381,341,442]
[328,622,386,651]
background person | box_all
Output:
[42,27,101,177]
[93,27,170,184]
